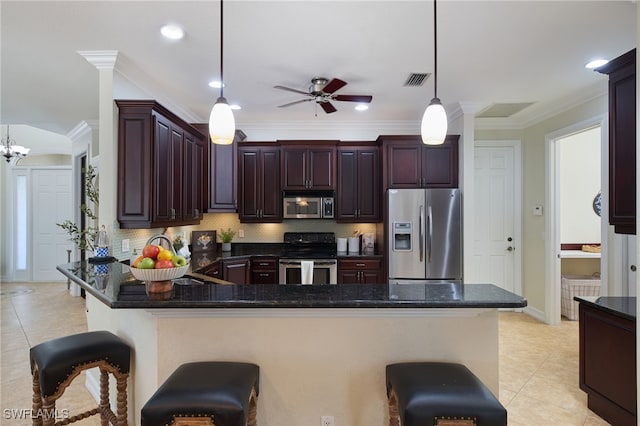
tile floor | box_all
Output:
[1,281,611,425]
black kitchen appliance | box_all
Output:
[279,232,337,285]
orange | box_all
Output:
[132,256,144,268]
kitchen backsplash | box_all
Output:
[111,213,377,260]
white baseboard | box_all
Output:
[524,305,546,323]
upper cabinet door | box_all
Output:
[281,148,308,189]
[116,100,206,229]
[336,144,380,222]
[422,136,459,188]
[379,135,459,189]
[596,49,636,234]
[238,143,282,223]
[280,141,337,190]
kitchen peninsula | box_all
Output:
[58,260,526,426]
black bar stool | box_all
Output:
[30,330,131,426]
[141,362,259,426]
[386,362,506,426]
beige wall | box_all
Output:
[477,95,607,313]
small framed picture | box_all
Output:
[191,230,216,252]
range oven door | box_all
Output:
[279,259,338,285]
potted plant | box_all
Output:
[57,165,99,260]
[219,228,236,251]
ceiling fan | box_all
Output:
[274,77,373,114]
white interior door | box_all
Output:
[32,168,72,281]
[472,142,522,295]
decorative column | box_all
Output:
[457,102,483,283]
[77,51,118,235]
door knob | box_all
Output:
[631,265,637,272]
[507,246,514,252]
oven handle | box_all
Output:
[279,260,337,266]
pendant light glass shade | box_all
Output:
[209,96,235,145]
[420,97,447,145]
[209,0,235,145]
[421,0,447,145]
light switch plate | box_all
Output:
[532,205,543,216]
[122,239,130,252]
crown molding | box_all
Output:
[78,50,118,70]
[114,54,203,124]
[67,120,98,142]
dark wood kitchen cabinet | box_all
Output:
[200,260,222,279]
[280,141,338,190]
[223,258,250,284]
[116,100,205,229]
[238,142,282,222]
[192,123,239,212]
[378,135,459,189]
[251,257,278,284]
[596,49,636,234]
[336,142,381,222]
[579,300,636,425]
[338,258,384,284]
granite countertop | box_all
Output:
[574,296,636,321]
[56,260,527,310]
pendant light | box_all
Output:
[420,0,447,145]
[209,0,235,145]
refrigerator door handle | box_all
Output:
[419,205,424,262]
[428,204,433,263]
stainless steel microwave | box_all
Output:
[283,196,334,219]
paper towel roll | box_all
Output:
[337,238,347,252]
[348,237,360,254]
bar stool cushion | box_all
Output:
[30,330,131,398]
[386,362,506,426]
[141,361,260,426]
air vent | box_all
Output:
[404,73,430,87]
[476,103,535,118]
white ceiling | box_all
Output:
[1,1,637,137]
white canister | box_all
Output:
[348,237,360,254]
[337,238,348,252]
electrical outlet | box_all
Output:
[238,229,245,238]
[121,239,130,252]
[321,415,334,426]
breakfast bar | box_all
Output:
[58,261,526,426]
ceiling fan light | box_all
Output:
[209,97,235,145]
[420,97,447,145]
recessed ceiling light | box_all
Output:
[355,104,369,111]
[160,24,184,40]
[230,104,241,110]
[585,59,609,69]
[208,81,224,89]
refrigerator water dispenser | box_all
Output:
[393,222,412,251]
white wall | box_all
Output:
[559,126,601,245]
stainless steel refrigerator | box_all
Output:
[387,188,462,284]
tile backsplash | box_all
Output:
[110,213,378,260]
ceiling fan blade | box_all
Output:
[322,78,347,94]
[274,85,311,96]
[320,101,337,114]
[277,99,313,108]
[334,94,373,103]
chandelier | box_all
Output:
[1,126,30,164]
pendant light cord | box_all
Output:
[433,0,438,99]
[219,0,224,99]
